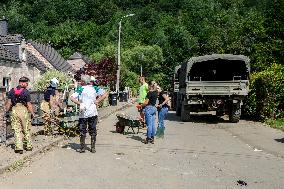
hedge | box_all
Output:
[244,64,284,120]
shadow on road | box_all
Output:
[165,111,232,124]
[275,138,284,143]
[62,143,85,152]
[164,112,182,122]
[126,135,144,142]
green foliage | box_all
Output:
[244,64,284,120]
[265,118,284,132]
[1,0,284,120]
[33,70,73,91]
[120,67,139,90]
[122,45,168,88]
[90,44,116,62]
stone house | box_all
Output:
[67,52,91,72]
[0,18,74,91]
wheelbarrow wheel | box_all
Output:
[115,122,125,133]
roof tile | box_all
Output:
[0,45,20,62]
[29,41,75,73]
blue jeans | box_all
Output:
[144,105,157,138]
[158,107,168,129]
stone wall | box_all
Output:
[0,60,41,90]
[0,87,8,142]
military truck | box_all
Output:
[177,54,250,122]
[172,65,181,111]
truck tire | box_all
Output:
[216,110,224,117]
[229,104,241,123]
[176,95,181,116]
[172,92,177,111]
[176,104,181,116]
[181,103,191,122]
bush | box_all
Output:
[265,118,284,132]
[244,64,284,120]
[33,70,73,91]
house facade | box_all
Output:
[0,18,74,91]
[67,52,91,72]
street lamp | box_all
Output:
[116,13,135,92]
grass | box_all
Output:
[266,118,284,132]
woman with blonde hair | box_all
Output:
[142,81,158,144]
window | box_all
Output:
[3,77,11,89]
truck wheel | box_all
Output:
[175,95,181,116]
[172,92,177,111]
[216,110,224,117]
[176,105,181,116]
[181,103,191,122]
[229,104,241,123]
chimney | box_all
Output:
[0,16,8,36]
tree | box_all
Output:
[122,45,166,87]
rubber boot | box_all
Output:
[150,136,154,144]
[15,149,23,154]
[90,136,96,153]
[156,127,161,138]
[160,127,165,139]
[144,137,150,144]
[79,136,86,153]
[25,147,33,151]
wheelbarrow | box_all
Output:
[116,113,143,134]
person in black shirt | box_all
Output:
[5,77,35,154]
[142,81,158,144]
[156,86,170,138]
[40,78,60,135]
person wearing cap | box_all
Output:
[40,77,61,135]
[75,76,108,107]
[5,77,35,154]
[70,75,107,153]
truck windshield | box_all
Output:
[189,59,248,81]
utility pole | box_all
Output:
[116,13,135,92]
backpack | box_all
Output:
[13,87,25,104]
[13,88,24,96]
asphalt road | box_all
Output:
[0,106,284,189]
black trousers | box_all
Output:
[79,116,98,142]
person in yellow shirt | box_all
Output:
[137,76,148,122]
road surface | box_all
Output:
[0,106,283,189]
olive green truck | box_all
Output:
[176,54,250,123]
